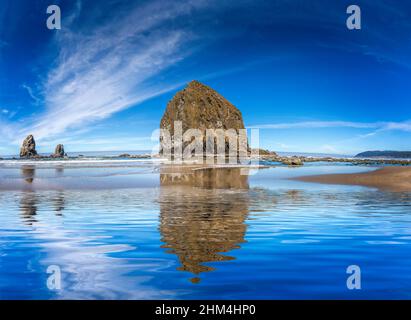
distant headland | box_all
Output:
[355,151,411,159]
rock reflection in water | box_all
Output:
[159,167,249,283]
[160,166,249,189]
[20,167,37,224]
[53,191,65,215]
[20,192,65,226]
[21,166,35,184]
[20,192,38,225]
[53,168,65,215]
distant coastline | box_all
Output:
[355,150,411,159]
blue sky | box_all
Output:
[1,0,411,156]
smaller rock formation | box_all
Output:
[52,144,65,158]
[281,157,304,166]
[118,153,151,159]
[253,148,278,157]
[20,135,38,158]
[118,153,131,158]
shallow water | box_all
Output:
[0,162,411,299]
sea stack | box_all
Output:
[53,144,65,158]
[160,80,247,156]
[20,135,38,158]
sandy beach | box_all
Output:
[295,166,411,192]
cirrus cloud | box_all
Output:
[250,120,411,133]
[17,0,211,143]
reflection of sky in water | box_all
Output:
[0,164,411,299]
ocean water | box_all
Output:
[0,161,411,299]
[0,150,153,159]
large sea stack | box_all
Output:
[20,135,38,158]
[160,80,247,156]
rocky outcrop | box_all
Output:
[20,135,38,158]
[256,152,304,166]
[257,154,411,166]
[281,157,304,166]
[118,153,151,159]
[159,177,249,282]
[253,148,278,157]
[160,80,247,156]
[52,144,65,158]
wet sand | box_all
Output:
[295,167,411,192]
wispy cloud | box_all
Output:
[20,0,210,142]
[22,84,41,105]
[250,120,411,133]
[41,135,154,152]
[0,118,19,147]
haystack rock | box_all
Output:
[160,80,247,155]
[20,135,38,158]
[53,144,65,157]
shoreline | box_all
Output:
[258,154,411,166]
[1,154,411,166]
[294,166,411,192]
[1,159,410,192]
